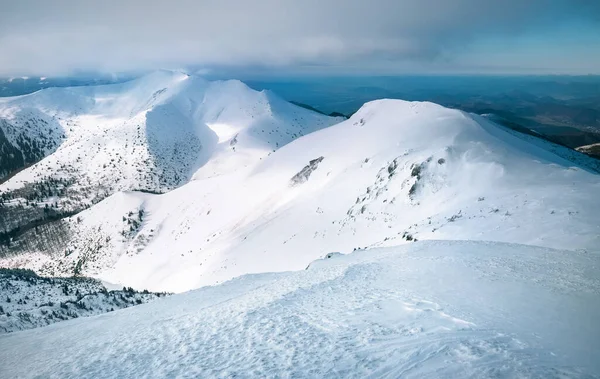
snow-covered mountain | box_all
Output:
[1,73,600,377]
[1,241,599,378]
[0,71,340,259]
[1,83,598,293]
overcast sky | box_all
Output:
[1,0,599,77]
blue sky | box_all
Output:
[1,0,599,76]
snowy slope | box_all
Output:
[0,109,65,181]
[0,70,339,193]
[11,98,598,292]
[0,71,340,255]
[1,241,599,378]
[0,268,167,334]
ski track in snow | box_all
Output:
[0,241,599,378]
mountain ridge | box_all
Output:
[3,91,598,292]
[0,71,341,263]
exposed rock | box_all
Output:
[290,156,324,186]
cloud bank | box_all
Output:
[1,0,599,76]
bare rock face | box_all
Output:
[290,156,324,186]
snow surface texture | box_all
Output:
[6,97,598,293]
[0,268,167,334]
[1,241,599,378]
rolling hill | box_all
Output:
[1,81,597,292]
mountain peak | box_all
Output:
[1,77,598,297]
[0,75,341,269]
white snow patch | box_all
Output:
[0,241,598,378]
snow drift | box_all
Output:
[1,240,598,378]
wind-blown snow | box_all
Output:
[1,241,598,378]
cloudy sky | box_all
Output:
[1,0,599,77]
